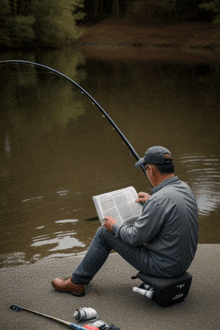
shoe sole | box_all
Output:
[51,281,86,297]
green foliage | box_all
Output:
[0,0,85,49]
[155,0,177,21]
[0,0,11,47]
[9,15,36,47]
[130,0,198,22]
[0,0,11,16]
[34,0,85,47]
[199,0,220,24]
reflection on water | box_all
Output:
[22,196,43,203]
[180,154,220,216]
[32,232,85,251]
[0,49,220,267]
[31,219,85,252]
[4,135,11,158]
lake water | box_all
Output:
[0,46,220,268]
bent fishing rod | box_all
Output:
[0,59,145,174]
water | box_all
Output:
[0,47,220,267]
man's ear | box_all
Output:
[149,165,155,176]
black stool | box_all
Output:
[132,271,192,307]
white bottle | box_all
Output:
[73,307,98,321]
[132,286,154,299]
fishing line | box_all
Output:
[0,60,145,174]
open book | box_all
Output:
[92,186,143,225]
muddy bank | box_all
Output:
[75,18,220,62]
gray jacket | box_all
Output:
[113,177,198,277]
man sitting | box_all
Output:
[52,146,198,296]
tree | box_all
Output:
[33,0,85,47]
[199,0,220,24]
[112,0,120,17]
[0,0,12,46]
[83,0,131,21]
[0,0,85,49]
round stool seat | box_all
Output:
[132,271,192,307]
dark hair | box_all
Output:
[153,162,175,175]
[149,153,174,174]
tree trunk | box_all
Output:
[9,0,17,14]
[94,0,101,18]
[112,0,120,17]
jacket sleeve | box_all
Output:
[113,195,166,247]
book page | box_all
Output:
[92,186,143,225]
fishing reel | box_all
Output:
[73,307,120,330]
[85,322,120,330]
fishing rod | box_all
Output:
[10,305,119,330]
[0,60,145,174]
[10,305,87,329]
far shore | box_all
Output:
[75,18,220,62]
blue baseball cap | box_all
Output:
[135,146,172,168]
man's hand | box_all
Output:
[135,192,150,204]
[103,216,117,232]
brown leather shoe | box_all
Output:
[51,277,87,297]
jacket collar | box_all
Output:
[151,176,179,195]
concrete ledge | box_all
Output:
[0,244,219,330]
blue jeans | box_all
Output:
[72,226,150,284]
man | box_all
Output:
[52,146,198,296]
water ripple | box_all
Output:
[179,154,220,216]
[31,230,85,251]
